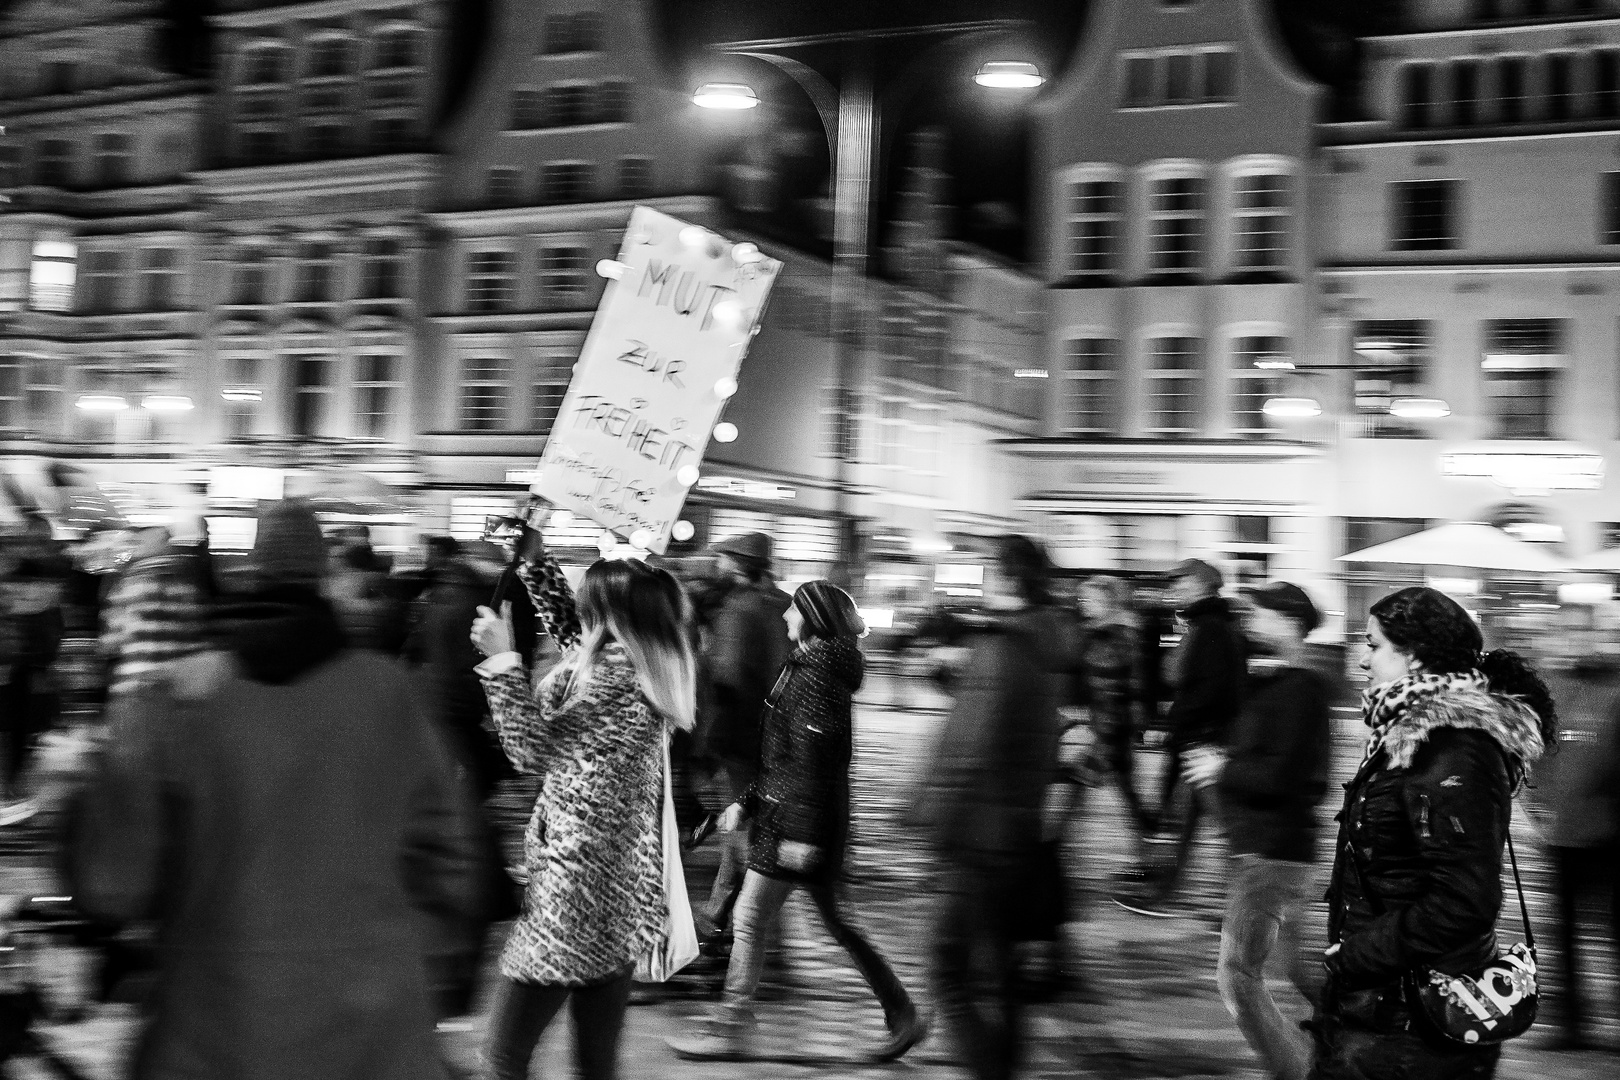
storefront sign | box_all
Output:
[1441,449,1604,493]
[531,207,782,552]
[696,475,797,501]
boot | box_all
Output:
[873,1006,930,1062]
[666,1001,757,1061]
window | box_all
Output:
[1232,172,1291,271]
[541,162,593,203]
[1401,63,1433,129]
[1390,180,1458,250]
[1063,338,1119,435]
[1471,0,1501,19]
[1231,336,1286,436]
[307,122,347,158]
[511,89,545,130]
[466,251,515,312]
[1604,172,1620,244]
[295,243,335,303]
[309,37,353,79]
[460,357,510,431]
[138,249,179,310]
[29,237,76,312]
[94,133,133,187]
[354,354,399,439]
[1121,55,1155,108]
[44,60,76,95]
[0,357,21,430]
[1204,50,1236,101]
[487,166,522,206]
[546,82,592,127]
[1147,174,1205,273]
[597,79,631,124]
[0,239,28,311]
[1066,175,1122,278]
[1598,50,1620,118]
[24,361,62,438]
[232,249,268,305]
[36,139,73,188]
[1147,336,1201,436]
[618,156,653,198]
[1547,52,1574,121]
[243,45,287,85]
[0,143,20,188]
[241,128,283,164]
[80,250,125,312]
[374,29,418,69]
[1165,52,1197,106]
[290,355,333,437]
[360,239,404,299]
[533,352,572,435]
[538,244,590,305]
[372,116,414,151]
[544,11,603,54]
[1497,56,1526,122]
[1353,320,1431,437]
[1119,48,1236,109]
[1451,59,1480,125]
[1484,319,1564,439]
[221,357,264,439]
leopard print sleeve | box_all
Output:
[481,664,558,774]
[517,555,582,652]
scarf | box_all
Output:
[1359,670,1488,766]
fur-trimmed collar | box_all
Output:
[1375,681,1545,773]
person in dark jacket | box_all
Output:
[695,532,792,934]
[1202,582,1332,1080]
[67,499,490,1080]
[1134,557,1246,906]
[911,535,1082,1080]
[1310,587,1554,1080]
[1529,646,1620,1051]
[1075,575,1154,833]
[0,559,65,826]
[671,581,926,1063]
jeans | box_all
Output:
[932,858,1023,1080]
[1549,843,1620,1038]
[483,969,633,1080]
[725,869,915,1028]
[1218,855,1315,1080]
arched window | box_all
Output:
[1141,162,1208,277]
[1144,332,1202,438]
[1226,157,1296,274]
[1062,165,1124,280]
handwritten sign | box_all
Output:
[532,207,782,553]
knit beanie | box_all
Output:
[252,498,328,587]
[792,579,865,641]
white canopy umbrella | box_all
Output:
[1336,521,1569,574]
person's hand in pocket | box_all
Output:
[776,841,821,873]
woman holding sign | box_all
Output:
[470,511,696,1080]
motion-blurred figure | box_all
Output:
[100,526,208,699]
[0,558,65,826]
[912,535,1081,1080]
[327,535,407,654]
[693,533,791,938]
[1534,643,1620,1051]
[1206,582,1332,1080]
[68,498,488,1080]
[1075,575,1154,834]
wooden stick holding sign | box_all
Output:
[530,207,783,554]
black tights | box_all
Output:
[483,968,633,1080]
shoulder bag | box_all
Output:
[634,732,700,983]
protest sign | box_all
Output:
[532,206,782,553]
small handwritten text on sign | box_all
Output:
[532,208,782,553]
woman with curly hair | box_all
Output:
[1311,587,1556,1080]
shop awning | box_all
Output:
[1336,521,1568,573]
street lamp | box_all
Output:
[141,394,195,413]
[693,21,1040,582]
[75,394,129,412]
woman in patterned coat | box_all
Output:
[471,528,696,1080]
[671,581,927,1063]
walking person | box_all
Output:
[67,499,490,1080]
[1195,582,1333,1080]
[100,525,210,699]
[1121,557,1245,910]
[1075,575,1155,834]
[1532,641,1620,1051]
[470,517,697,1080]
[0,558,65,826]
[1310,587,1555,1080]
[912,535,1081,1080]
[670,581,928,1063]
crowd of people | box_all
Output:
[1,492,1617,1080]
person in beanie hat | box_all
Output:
[693,532,791,938]
[68,497,489,1080]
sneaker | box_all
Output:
[0,799,38,827]
[666,1002,758,1061]
[873,1009,931,1062]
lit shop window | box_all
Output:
[460,357,510,431]
[1063,338,1119,436]
[29,236,77,312]
[1145,336,1201,438]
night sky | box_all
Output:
[7,0,1402,262]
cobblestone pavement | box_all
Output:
[3,676,1618,1078]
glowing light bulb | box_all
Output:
[713,376,738,399]
[629,529,652,550]
[711,300,743,325]
[731,242,761,264]
[679,226,708,248]
[549,509,575,528]
[596,531,617,554]
[677,465,701,487]
[671,520,695,542]
[595,259,629,280]
[713,422,738,443]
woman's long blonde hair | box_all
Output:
[559,558,696,731]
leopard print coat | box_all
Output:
[479,557,665,986]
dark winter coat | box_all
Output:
[1218,665,1332,863]
[742,636,864,883]
[699,579,791,788]
[912,604,1083,865]
[1532,665,1620,849]
[1323,677,1544,1024]
[68,586,489,1080]
[1080,614,1142,735]
[1163,595,1245,748]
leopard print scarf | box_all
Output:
[1360,670,1489,766]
